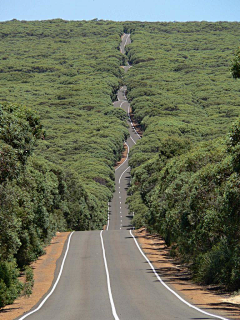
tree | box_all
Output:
[231,48,240,79]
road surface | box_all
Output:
[16,34,230,320]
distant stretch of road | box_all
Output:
[16,34,230,320]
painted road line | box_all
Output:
[115,142,129,172]
[124,34,130,48]
[120,34,130,54]
[120,101,126,108]
[122,89,127,100]
[130,230,229,320]
[100,231,120,320]
[128,105,141,139]
[106,202,110,231]
[130,136,136,144]
[18,232,75,320]
[119,166,130,185]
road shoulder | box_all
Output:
[134,228,240,320]
[0,232,70,320]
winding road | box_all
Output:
[16,34,231,320]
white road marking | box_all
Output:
[18,232,75,320]
[118,165,131,230]
[112,33,225,320]
[120,101,126,108]
[128,105,141,139]
[100,231,120,320]
[130,136,136,144]
[20,34,127,320]
[115,142,129,171]
[124,34,130,49]
[119,166,130,185]
[130,230,229,320]
[120,34,130,54]
[113,34,134,232]
[106,202,110,231]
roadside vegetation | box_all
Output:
[1,19,240,308]
[124,21,240,290]
[0,19,128,307]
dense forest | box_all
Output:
[1,19,240,307]
[0,19,128,307]
[124,22,240,290]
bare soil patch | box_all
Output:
[134,228,240,320]
[114,142,128,169]
[0,232,70,320]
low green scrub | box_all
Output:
[124,21,240,290]
[23,266,34,297]
[0,102,75,306]
[0,19,128,307]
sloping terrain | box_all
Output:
[0,19,128,307]
[124,21,240,290]
[1,20,240,314]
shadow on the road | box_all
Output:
[122,226,134,230]
[123,174,131,190]
[133,229,240,319]
[142,270,240,318]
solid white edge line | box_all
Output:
[124,34,130,48]
[120,33,130,54]
[106,202,110,231]
[130,136,136,144]
[100,231,120,320]
[115,142,129,171]
[18,232,75,320]
[120,101,126,108]
[129,230,229,320]
[119,166,130,185]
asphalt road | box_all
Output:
[108,84,140,231]
[16,34,230,320]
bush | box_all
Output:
[0,260,23,308]
[231,48,240,79]
[23,266,34,297]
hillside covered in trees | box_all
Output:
[0,19,128,307]
[1,19,240,307]
[124,21,240,290]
